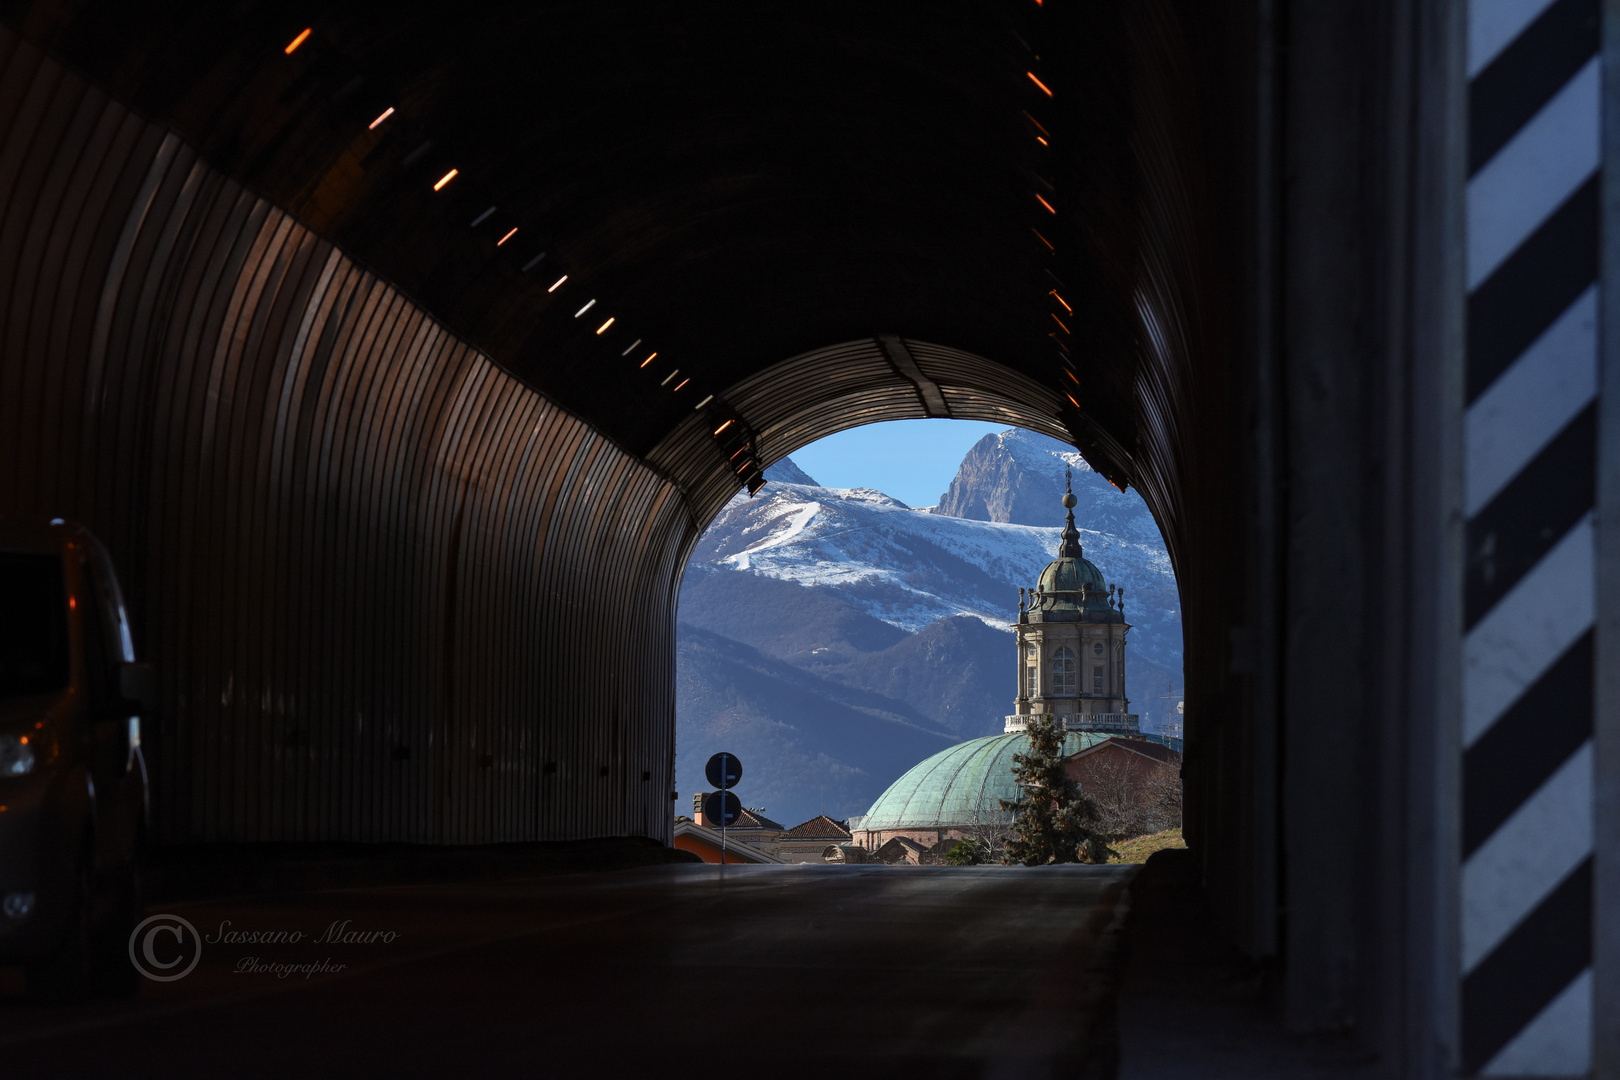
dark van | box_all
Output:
[0,519,150,1000]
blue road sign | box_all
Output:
[705,752,742,789]
[703,790,742,827]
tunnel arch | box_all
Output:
[651,338,1093,527]
[0,6,1232,859]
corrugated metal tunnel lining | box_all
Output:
[0,20,1202,848]
[0,27,690,843]
[0,0,1237,874]
[0,3,1234,850]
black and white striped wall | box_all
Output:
[1461,0,1600,1073]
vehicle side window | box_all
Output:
[0,554,70,698]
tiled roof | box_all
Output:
[671,820,784,863]
[876,836,930,854]
[732,808,785,830]
[1066,737,1180,764]
[784,815,851,840]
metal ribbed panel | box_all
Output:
[649,337,1087,525]
[904,341,1074,443]
[0,29,689,845]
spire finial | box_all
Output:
[1058,470,1082,558]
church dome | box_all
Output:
[855,730,1112,832]
[1033,556,1118,619]
[1037,556,1107,594]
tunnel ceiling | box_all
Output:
[9,0,1143,471]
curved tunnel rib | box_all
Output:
[0,2,1226,865]
[0,27,690,843]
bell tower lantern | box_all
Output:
[1006,471,1139,735]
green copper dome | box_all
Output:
[855,730,1112,831]
[1032,556,1118,619]
[1037,556,1107,594]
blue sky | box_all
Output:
[787,419,1010,509]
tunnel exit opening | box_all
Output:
[664,370,1188,866]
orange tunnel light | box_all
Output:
[1036,193,1055,214]
[640,352,658,368]
[433,169,458,191]
[713,419,734,437]
[369,107,394,130]
[285,28,312,54]
[1027,72,1053,97]
[497,227,518,246]
[596,317,615,335]
[1050,290,1072,313]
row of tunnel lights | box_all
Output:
[297,22,1151,498]
[282,27,718,416]
[1021,18,1083,415]
[1026,7,1128,494]
[291,16,1072,419]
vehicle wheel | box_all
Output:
[25,857,92,1005]
[90,861,142,998]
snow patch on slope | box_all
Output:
[696,471,1180,674]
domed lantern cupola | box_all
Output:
[1007,469,1139,735]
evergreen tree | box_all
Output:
[1000,716,1110,865]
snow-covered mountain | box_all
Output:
[690,442,1180,674]
[675,429,1183,827]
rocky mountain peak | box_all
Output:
[932,429,1160,544]
[763,456,818,486]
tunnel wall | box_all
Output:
[0,29,691,845]
[1107,1,1280,962]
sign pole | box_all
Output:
[705,753,742,873]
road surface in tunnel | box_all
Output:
[0,864,1131,1078]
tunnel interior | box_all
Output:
[0,0,1240,840]
[0,0,1495,1061]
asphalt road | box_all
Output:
[0,863,1133,1079]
